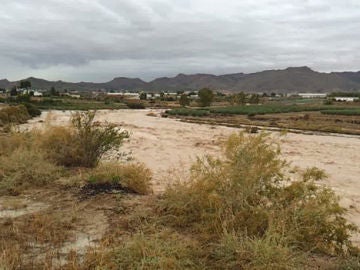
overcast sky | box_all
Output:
[1,0,360,82]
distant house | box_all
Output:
[63,92,81,98]
[298,93,327,98]
[334,97,359,102]
[106,92,124,97]
[18,88,44,97]
[33,91,43,97]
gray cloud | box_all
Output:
[1,0,360,82]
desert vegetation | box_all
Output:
[166,104,359,117]
[0,111,359,269]
[156,134,358,267]
[40,111,129,167]
[0,111,139,193]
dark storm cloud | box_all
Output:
[1,0,360,81]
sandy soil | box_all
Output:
[22,109,360,242]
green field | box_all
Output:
[167,104,360,117]
[34,99,128,110]
[209,104,326,115]
[167,105,327,117]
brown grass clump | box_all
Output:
[212,232,301,269]
[106,231,203,270]
[0,147,61,194]
[146,112,158,117]
[87,162,152,195]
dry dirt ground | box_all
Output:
[8,109,360,260]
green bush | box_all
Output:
[22,102,41,117]
[41,111,129,168]
[126,102,145,109]
[159,133,357,257]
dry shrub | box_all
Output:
[0,105,30,127]
[146,112,158,117]
[159,133,286,235]
[40,111,129,168]
[0,147,61,194]
[88,162,152,194]
[158,132,358,261]
[39,126,81,167]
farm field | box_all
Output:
[166,104,360,135]
[1,109,360,268]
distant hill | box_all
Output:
[2,67,360,93]
[0,79,10,89]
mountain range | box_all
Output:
[1,67,360,93]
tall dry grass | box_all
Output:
[0,147,61,194]
[88,162,152,195]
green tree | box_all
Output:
[233,92,247,104]
[179,94,190,107]
[50,86,59,96]
[249,94,260,104]
[10,86,18,96]
[198,88,214,107]
[20,80,31,89]
[139,92,147,100]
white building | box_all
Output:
[334,97,359,102]
[33,91,43,97]
[298,93,327,98]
